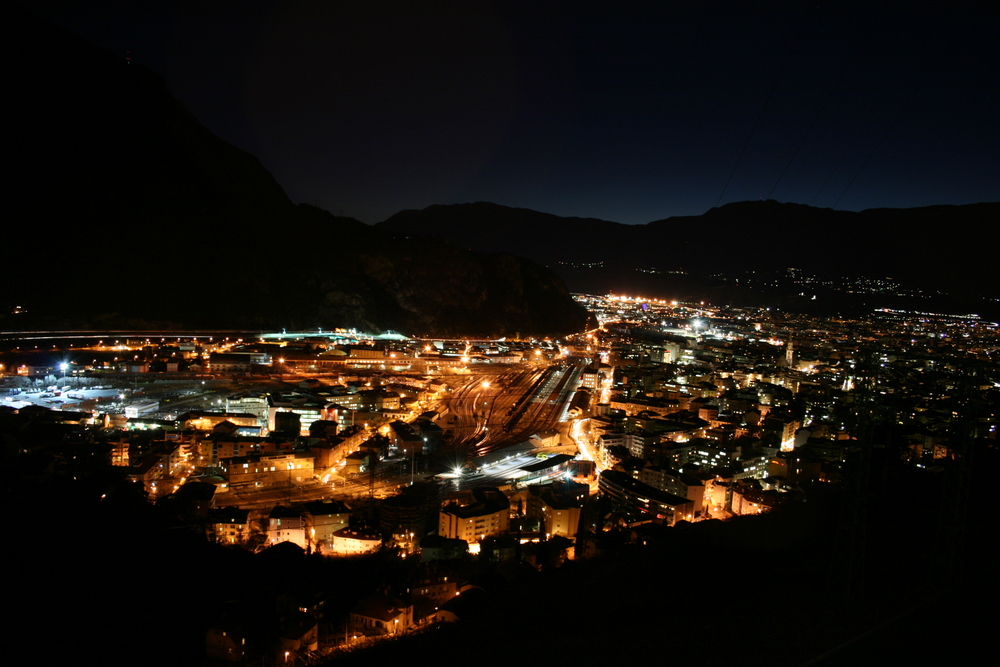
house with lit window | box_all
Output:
[207,506,251,545]
[330,527,382,555]
[223,452,314,488]
[525,479,588,538]
[302,499,351,547]
[439,487,510,543]
[205,620,247,662]
[267,505,307,548]
[598,469,695,525]
[350,593,413,637]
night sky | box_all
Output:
[22,1,1000,224]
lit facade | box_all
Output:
[439,487,510,543]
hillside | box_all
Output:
[2,7,586,337]
[379,200,1000,318]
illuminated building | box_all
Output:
[598,469,695,525]
[729,479,791,515]
[207,507,251,545]
[350,593,413,636]
[526,480,587,538]
[640,464,708,517]
[331,527,382,555]
[267,505,307,548]
[439,487,510,543]
[183,410,259,431]
[223,452,315,488]
[302,500,351,545]
[205,623,247,662]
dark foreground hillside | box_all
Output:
[8,443,990,667]
[326,454,994,666]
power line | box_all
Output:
[765,7,876,202]
[715,74,781,209]
[714,9,815,209]
[831,4,966,210]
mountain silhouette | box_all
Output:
[3,7,586,336]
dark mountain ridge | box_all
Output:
[380,200,999,284]
[3,8,587,337]
[379,200,1000,318]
